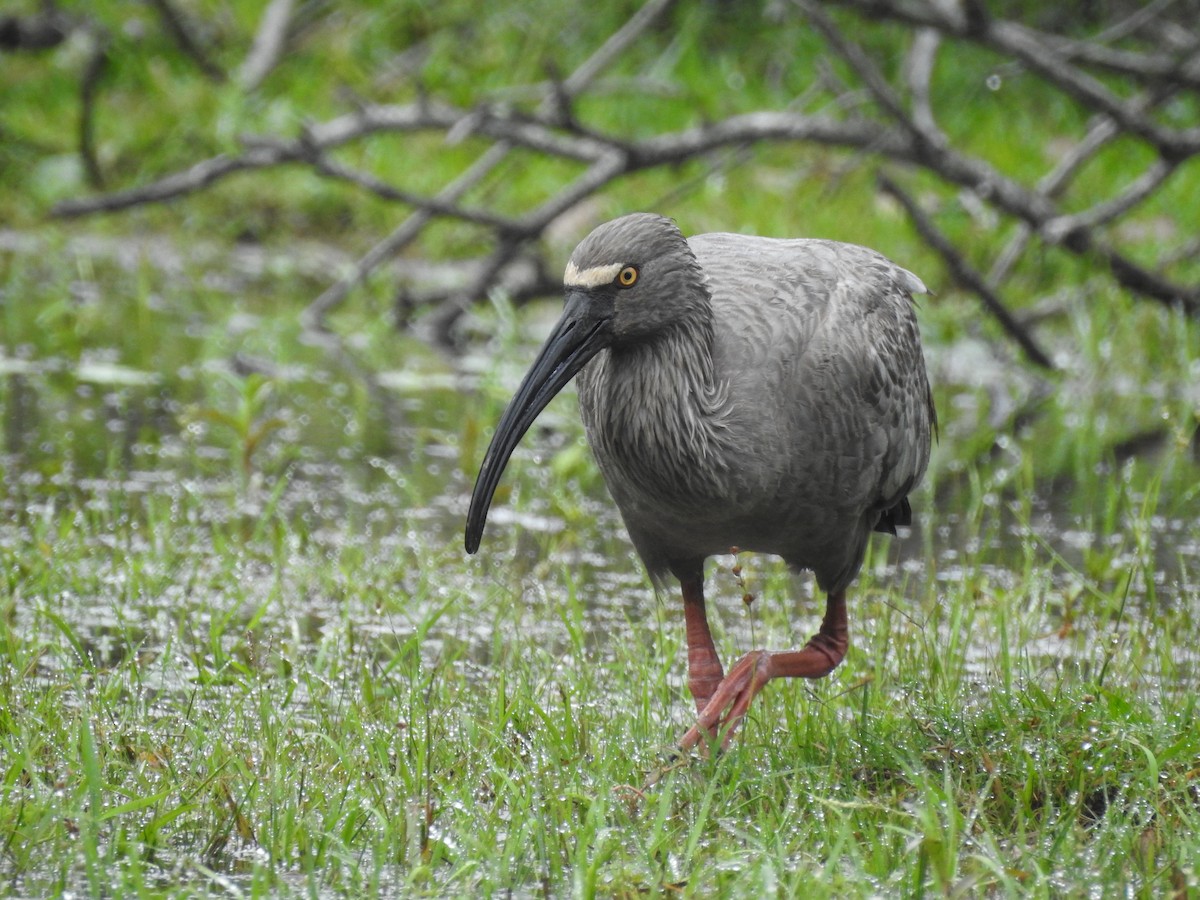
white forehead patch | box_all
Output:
[564,261,623,289]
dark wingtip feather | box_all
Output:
[874,496,912,535]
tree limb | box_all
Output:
[145,0,225,82]
[878,173,1057,370]
[301,0,678,331]
[239,0,296,91]
[1042,158,1178,244]
[79,25,109,190]
[47,0,1200,356]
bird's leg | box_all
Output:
[682,577,724,715]
[680,590,848,751]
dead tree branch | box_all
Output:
[47,0,1200,357]
[146,0,225,82]
[301,0,678,331]
[239,0,295,91]
[78,24,109,190]
[0,9,72,50]
[878,174,1055,370]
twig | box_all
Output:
[301,0,678,330]
[239,0,296,92]
[878,173,1057,370]
[54,148,287,216]
[987,21,1200,157]
[1034,11,1200,90]
[55,91,1199,316]
[145,0,225,82]
[796,0,945,150]
[424,237,528,348]
[906,28,942,141]
[425,152,629,341]
[830,0,1200,156]
[307,150,527,233]
[988,85,1177,286]
[301,100,610,161]
[49,0,1199,327]
[834,0,1200,90]
[299,139,515,332]
[1042,158,1178,244]
[1088,0,1178,45]
[987,116,1121,286]
[1158,236,1200,270]
[394,252,559,329]
[79,25,109,190]
[1088,239,1199,314]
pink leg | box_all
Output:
[682,577,724,715]
[680,590,849,751]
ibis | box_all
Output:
[466,212,935,749]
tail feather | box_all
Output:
[874,496,912,535]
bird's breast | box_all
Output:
[578,345,738,515]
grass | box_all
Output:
[3,1,1200,896]
[2,452,1198,896]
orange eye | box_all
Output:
[617,266,638,287]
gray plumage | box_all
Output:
[465,212,936,748]
[567,214,935,595]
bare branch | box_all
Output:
[145,0,225,82]
[839,0,1200,87]
[1035,3,1200,91]
[53,148,287,216]
[394,252,559,329]
[989,21,1200,157]
[1089,0,1179,45]
[79,25,109,190]
[302,0,678,330]
[47,0,1200,350]
[878,174,1057,370]
[51,100,621,219]
[1086,238,1199,314]
[988,84,1176,286]
[1042,158,1178,243]
[832,0,1200,156]
[630,112,911,165]
[305,100,614,161]
[424,238,530,348]
[239,0,296,91]
[1159,237,1200,271]
[795,0,946,150]
[300,142,513,331]
[428,153,630,338]
[559,0,679,95]
[906,28,942,140]
[307,153,526,234]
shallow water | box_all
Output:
[3,346,1198,700]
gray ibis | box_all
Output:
[465,212,935,749]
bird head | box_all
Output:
[465,213,703,553]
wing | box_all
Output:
[691,233,935,526]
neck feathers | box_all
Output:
[579,310,733,503]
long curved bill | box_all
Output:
[465,291,610,554]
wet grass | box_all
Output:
[2,259,1198,897]
[4,1,1200,896]
[2,426,1199,896]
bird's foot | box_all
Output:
[680,649,773,753]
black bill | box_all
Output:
[465,291,611,554]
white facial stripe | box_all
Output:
[564,261,624,289]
